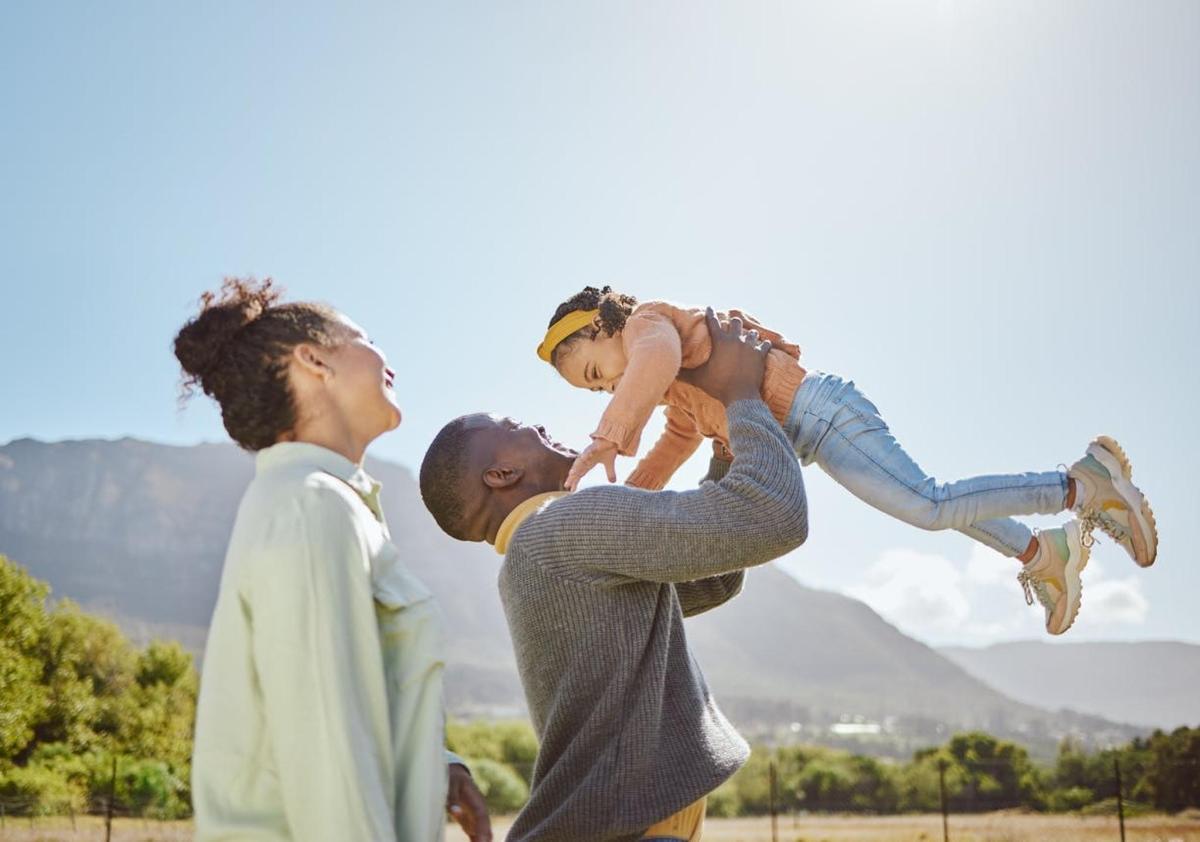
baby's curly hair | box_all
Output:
[546,285,638,365]
[173,278,342,451]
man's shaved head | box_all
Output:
[419,414,483,540]
[420,413,578,544]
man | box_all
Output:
[420,311,808,841]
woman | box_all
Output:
[174,278,489,842]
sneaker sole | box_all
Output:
[1051,522,1090,636]
[1089,436,1158,567]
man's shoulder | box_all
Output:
[506,486,661,556]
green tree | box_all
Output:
[0,555,50,760]
[1141,727,1200,811]
[34,600,137,751]
[0,556,199,816]
[901,732,1041,813]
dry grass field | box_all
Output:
[444,813,1200,842]
[4,813,1199,842]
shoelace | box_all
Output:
[1017,568,1052,609]
[1079,509,1128,548]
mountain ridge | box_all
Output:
[1,436,1169,755]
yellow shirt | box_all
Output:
[494,491,571,555]
[192,442,458,842]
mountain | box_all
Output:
[940,642,1200,732]
[0,437,1146,755]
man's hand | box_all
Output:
[564,438,619,491]
[677,307,772,406]
[447,764,492,842]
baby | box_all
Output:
[538,286,1158,636]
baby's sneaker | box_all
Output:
[1017,522,1090,636]
[1068,436,1158,567]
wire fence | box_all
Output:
[0,757,186,842]
[748,753,1200,842]
[2,752,1197,841]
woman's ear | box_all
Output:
[483,465,525,489]
[292,343,333,381]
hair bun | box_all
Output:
[174,278,281,389]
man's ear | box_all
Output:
[292,343,333,381]
[483,465,524,489]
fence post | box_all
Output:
[938,758,950,842]
[1114,756,1126,842]
[105,756,117,842]
[768,759,779,842]
[69,801,76,832]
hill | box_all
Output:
[0,437,1147,755]
[940,641,1200,731]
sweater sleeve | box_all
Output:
[246,490,398,842]
[624,405,705,490]
[529,400,808,584]
[675,571,746,618]
[591,311,684,457]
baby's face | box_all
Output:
[554,332,628,394]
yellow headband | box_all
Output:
[536,309,600,363]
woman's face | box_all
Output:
[325,315,402,439]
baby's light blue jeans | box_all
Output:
[784,372,1068,557]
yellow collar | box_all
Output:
[494,491,570,555]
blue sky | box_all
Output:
[2,1,1196,647]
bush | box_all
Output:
[447,720,538,783]
[1044,785,1096,812]
[706,780,742,818]
[1080,796,1153,818]
[465,758,530,814]
[0,763,85,815]
[119,758,190,819]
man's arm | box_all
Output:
[674,452,746,616]
[676,570,745,617]
[540,400,807,584]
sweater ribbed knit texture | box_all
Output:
[498,400,809,842]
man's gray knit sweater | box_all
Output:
[498,400,809,842]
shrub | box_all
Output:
[706,780,742,818]
[465,758,530,814]
[0,763,85,815]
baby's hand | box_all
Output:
[565,439,620,491]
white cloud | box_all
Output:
[844,542,1150,645]
[848,548,970,634]
[964,542,1013,586]
[1073,575,1149,629]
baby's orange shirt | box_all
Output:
[590,300,806,490]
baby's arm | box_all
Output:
[625,405,705,490]
[566,312,685,490]
[591,310,684,457]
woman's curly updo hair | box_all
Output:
[173,278,343,451]
[546,285,638,365]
